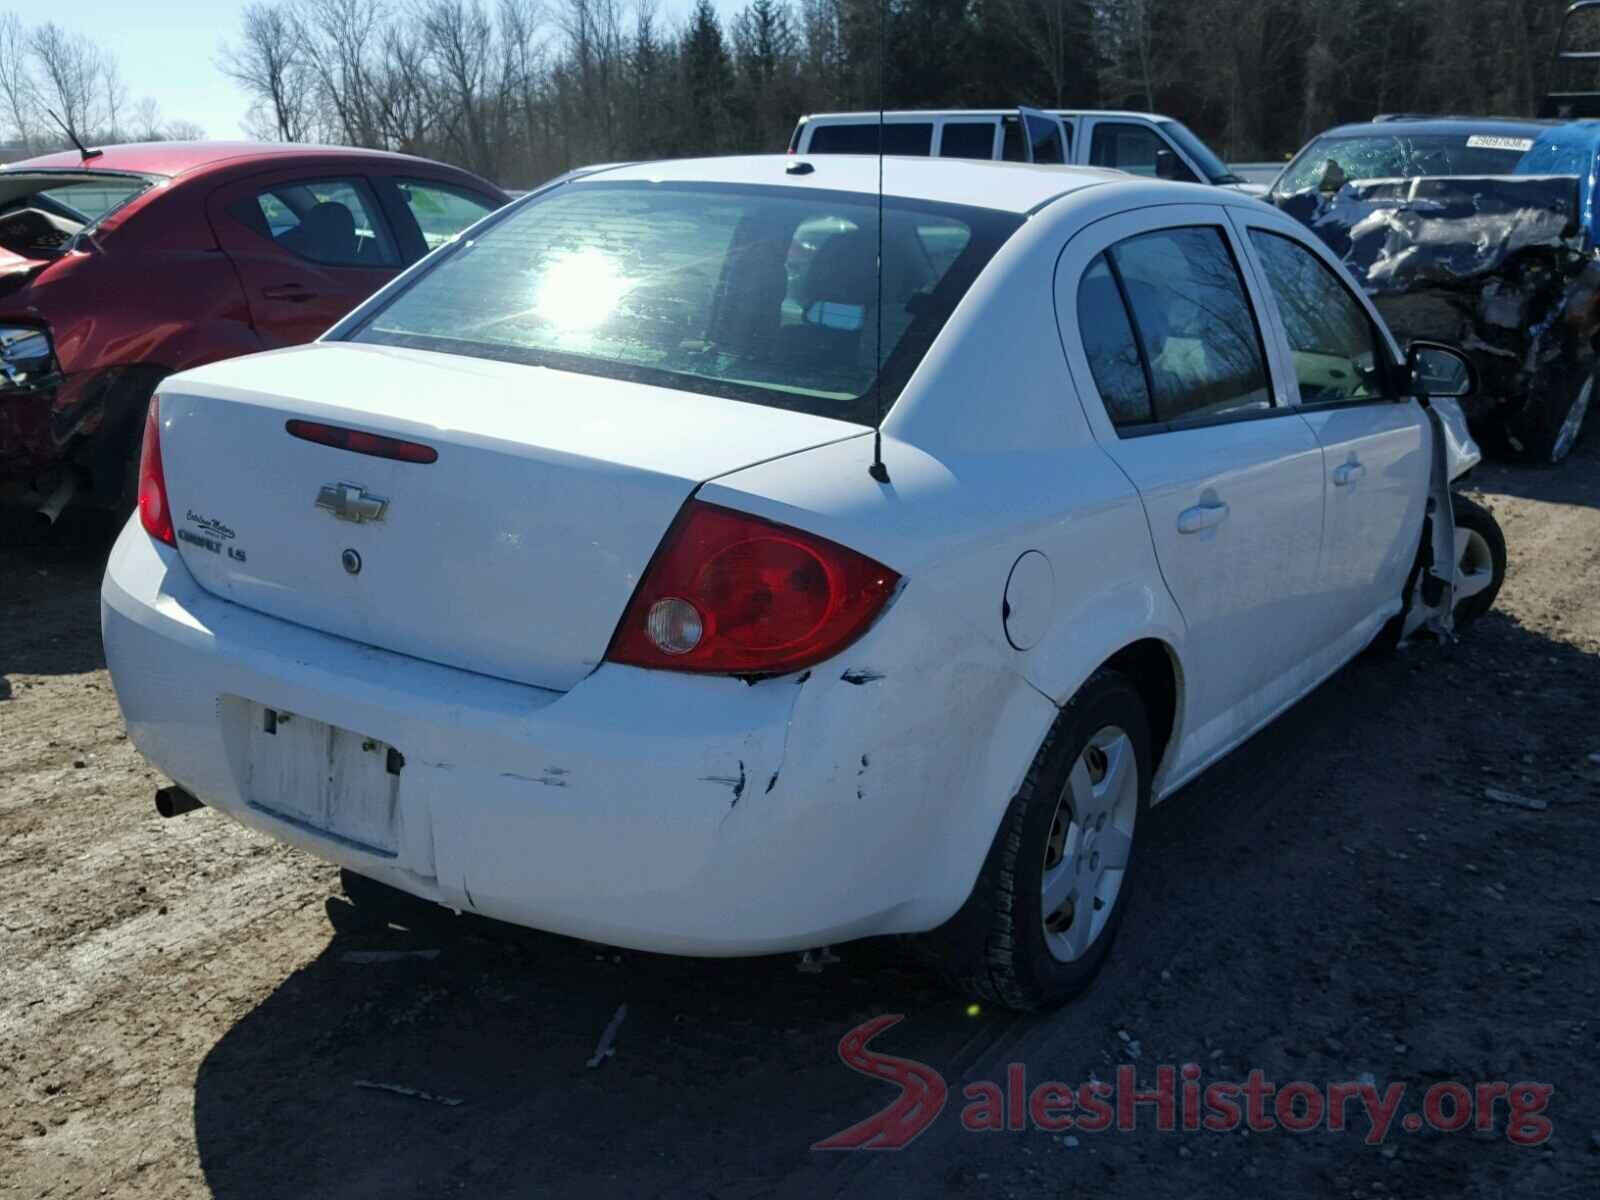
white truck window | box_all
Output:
[939,122,997,159]
[1090,123,1199,183]
[807,123,933,156]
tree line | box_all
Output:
[0,2,1587,185]
[0,15,204,151]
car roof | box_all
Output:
[800,109,1172,122]
[577,155,1121,215]
[0,140,497,185]
[1314,116,1565,139]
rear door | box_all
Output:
[207,170,404,346]
[1019,107,1069,164]
[1056,204,1327,760]
[1231,209,1428,638]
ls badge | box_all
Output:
[315,482,388,524]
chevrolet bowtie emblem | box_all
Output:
[315,482,388,523]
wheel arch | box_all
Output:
[1100,637,1184,794]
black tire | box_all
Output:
[338,867,449,931]
[1492,370,1593,464]
[1450,494,1506,629]
[913,670,1153,1012]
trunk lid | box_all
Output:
[158,342,866,691]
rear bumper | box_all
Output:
[102,522,1052,955]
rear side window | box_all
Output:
[807,123,933,156]
[1076,227,1271,431]
[939,122,997,159]
[349,181,1020,424]
[396,179,496,252]
[229,177,400,268]
[1078,256,1153,426]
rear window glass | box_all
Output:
[36,179,149,222]
[348,181,1020,424]
[228,177,400,267]
[0,174,154,256]
[1075,227,1272,432]
[808,123,933,156]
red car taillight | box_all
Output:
[137,397,175,546]
[605,501,900,676]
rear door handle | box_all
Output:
[1177,501,1230,534]
[1332,462,1367,487]
[262,284,316,303]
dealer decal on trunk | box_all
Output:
[180,510,246,562]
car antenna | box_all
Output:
[867,0,890,485]
[45,109,102,162]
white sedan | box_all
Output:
[102,156,1503,1010]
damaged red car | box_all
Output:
[0,142,505,527]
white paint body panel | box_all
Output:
[159,344,863,691]
[102,161,1445,954]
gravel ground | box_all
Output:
[2,438,1598,1199]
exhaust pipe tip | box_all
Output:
[155,785,204,818]
[33,475,78,527]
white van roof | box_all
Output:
[798,109,1174,123]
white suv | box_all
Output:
[103,156,1500,1010]
[790,107,1263,193]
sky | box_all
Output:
[24,0,738,142]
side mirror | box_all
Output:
[1406,340,1476,399]
[1317,159,1347,194]
[1154,149,1181,180]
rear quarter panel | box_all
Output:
[701,197,1195,924]
[4,181,258,476]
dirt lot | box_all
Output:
[3,441,1599,1200]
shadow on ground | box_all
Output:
[1468,423,1600,509]
[0,516,119,692]
[191,611,1600,1199]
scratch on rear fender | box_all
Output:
[702,760,747,806]
[716,673,810,828]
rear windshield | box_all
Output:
[348,180,1021,424]
[0,173,155,257]
[1274,133,1537,196]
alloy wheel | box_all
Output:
[1041,726,1140,963]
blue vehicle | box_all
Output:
[1270,113,1600,464]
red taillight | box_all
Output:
[286,419,438,464]
[137,397,174,546]
[605,501,900,676]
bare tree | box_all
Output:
[0,13,38,148]
[420,0,500,173]
[28,21,112,145]
[219,3,316,141]
[129,95,164,141]
[163,118,207,141]
[296,0,389,146]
